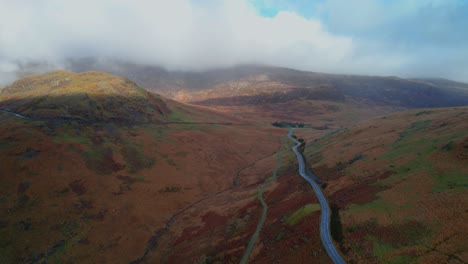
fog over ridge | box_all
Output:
[1,0,467,85]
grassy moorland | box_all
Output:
[0,71,286,263]
[1,70,466,263]
[298,107,467,263]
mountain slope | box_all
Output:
[0,71,173,123]
[59,60,468,108]
[0,71,285,263]
[297,106,468,263]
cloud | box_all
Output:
[320,0,468,80]
[0,0,352,85]
[0,0,467,85]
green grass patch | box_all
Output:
[348,198,393,214]
[136,86,147,96]
[432,169,468,192]
[440,130,467,142]
[134,175,145,182]
[379,137,437,161]
[310,128,348,150]
[53,133,90,144]
[163,106,193,123]
[398,120,432,139]
[378,156,433,186]
[0,141,9,151]
[370,236,394,261]
[286,203,320,225]
[122,144,155,173]
[82,145,124,175]
[175,151,188,157]
[370,237,417,263]
[415,111,433,116]
[159,152,177,167]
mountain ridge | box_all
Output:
[59,60,468,108]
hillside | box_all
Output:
[60,60,468,109]
[0,71,286,263]
[1,70,467,263]
[135,107,466,263]
[57,61,468,130]
[296,107,468,263]
[0,71,174,123]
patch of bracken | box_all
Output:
[68,179,87,196]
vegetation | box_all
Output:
[159,186,181,193]
[272,121,305,128]
[122,144,155,173]
[433,169,468,192]
[348,154,366,165]
[53,131,90,145]
[330,204,344,243]
[286,203,320,225]
[415,110,433,116]
[348,198,393,214]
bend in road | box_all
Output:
[288,128,345,264]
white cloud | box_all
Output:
[0,0,467,84]
[0,0,353,81]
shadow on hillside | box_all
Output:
[0,92,171,124]
[191,87,345,106]
[190,80,468,108]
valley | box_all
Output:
[0,68,466,264]
[2,2,467,263]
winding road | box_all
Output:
[0,109,30,119]
[2,106,345,263]
[288,128,345,264]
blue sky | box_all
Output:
[247,0,468,81]
[0,0,467,83]
[251,0,467,45]
[250,0,323,19]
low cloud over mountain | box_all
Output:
[1,0,467,84]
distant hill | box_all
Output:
[1,67,467,263]
[4,60,467,109]
[411,77,468,91]
[0,71,173,123]
[159,69,468,108]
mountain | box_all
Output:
[1,68,467,263]
[61,60,468,109]
[411,78,468,91]
[0,71,285,263]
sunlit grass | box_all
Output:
[286,203,320,226]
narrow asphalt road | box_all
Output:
[288,128,346,264]
[0,109,30,119]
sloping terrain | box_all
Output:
[0,71,285,263]
[1,70,466,264]
[57,61,468,130]
[148,107,467,263]
[0,71,172,123]
[296,107,468,263]
[59,60,468,109]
